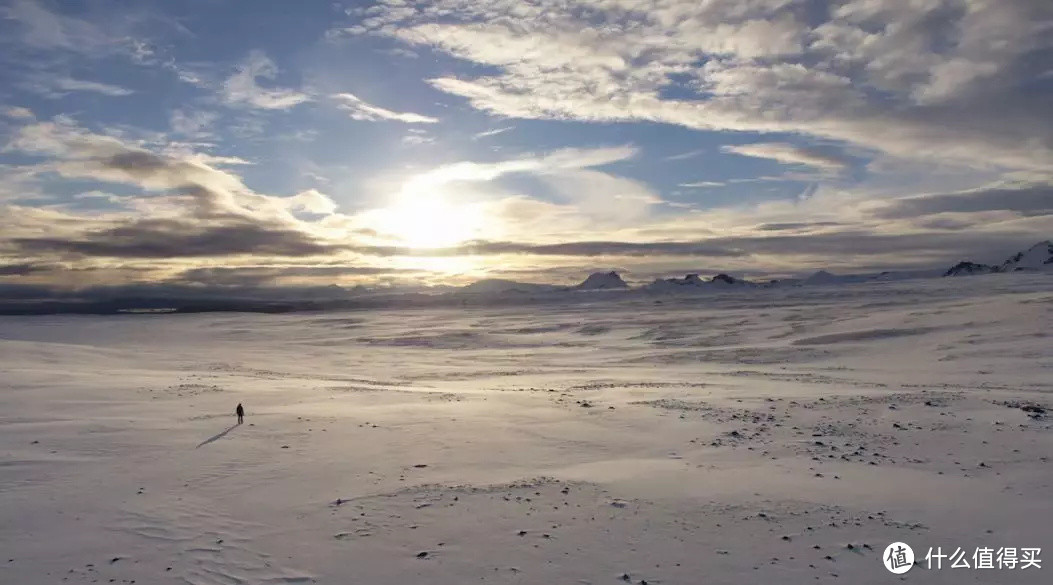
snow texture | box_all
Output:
[1,272,1051,584]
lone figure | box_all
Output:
[236,403,244,425]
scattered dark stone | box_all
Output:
[416,551,429,559]
[109,558,120,564]
[782,536,792,541]
[413,464,428,468]
[518,530,527,536]
[621,573,631,581]
[281,445,289,449]
[580,401,593,408]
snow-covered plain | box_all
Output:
[2,273,1051,585]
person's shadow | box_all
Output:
[196,423,239,448]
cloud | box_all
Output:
[2,0,112,53]
[169,109,219,138]
[2,106,35,119]
[472,126,514,139]
[287,189,338,215]
[2,117,347,269]
[13,218,337,259]
[400,145,637,189]
[401,134,436,145]
[345,0,1053,172]
[438,240,746,258]
[722,143,852,173]
[20,76,135,99]
[666,149,706,161]
[332,93,438,123]
[0,0,170,63]
[48,77,134,96]
[678,181,725,188]
[756,222,846,232]
[174,265,421,287]
[222,50,311,110]
[0,262,51,276]
[873,184,1053,219]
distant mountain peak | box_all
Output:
[643,272,756,291]
[1000,240,1053,272]
[575,271,628,290]
[944,240,1053,277]
[943,261,996,277]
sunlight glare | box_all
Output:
[376,181,489,249]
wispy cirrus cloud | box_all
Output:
[0,0,174,64]
[23,75,134,98]
[472,126,514,140]
[332,93,438,124]
[168,109,219,139]
[722,143,852,173]
[222,50,311,110]
[678,181,725,188]
[665,149,706,161]
[2,0,115,54]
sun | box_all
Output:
[375,186,488,249]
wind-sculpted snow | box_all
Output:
[1,273,1050,584]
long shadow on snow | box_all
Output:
[196,423,239,448]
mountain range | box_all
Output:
[0,241,1049,315]
[469,240,1052,294]
[944,240,1053,276]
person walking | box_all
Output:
[236,403,244,425]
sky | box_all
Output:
[0,0,1051,291]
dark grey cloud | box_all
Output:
[756,221,846,231]
[703,230,1051,268]
[0,262,52,276]
[427,240,747,258]
[12,227,1040,268]
[13,218,337,258]
[875,184,1053,219]
[175,265,421,287]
